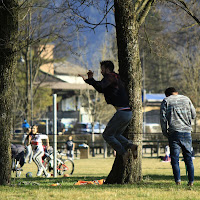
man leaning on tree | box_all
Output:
[79,60,138,165]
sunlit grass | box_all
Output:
[1,156,200,200]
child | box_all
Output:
[163,145,171,162]
[66,136,74,160]
[28,125,50,177]
[22,127,33,163]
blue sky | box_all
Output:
[43,0,116,71]
[68,2,115,70]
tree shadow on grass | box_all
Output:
[145,174,200,181]
[11,175,200,189]
[11,175,107,188]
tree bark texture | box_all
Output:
[105,0,143,184]
[0,0,18,185]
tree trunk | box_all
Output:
[0,0,18,185]
[105,0,143,184]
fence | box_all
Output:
[11,132,200,158]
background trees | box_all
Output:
[13,0,77,128]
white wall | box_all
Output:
[55,75,85,84]
[61,96,76,111]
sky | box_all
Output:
[67,1,115,71]
[33,0,115,74]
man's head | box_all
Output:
[165,87,178,97]
[100,60,114,76]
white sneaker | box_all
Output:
[45,173,51,178]
[36,168,43,176]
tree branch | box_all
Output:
[67,2,115,30]
[167,0,200,26]
[136,0,149,16]
[134,0,144,11]
[138,0,154,26]
[144,23,152,53]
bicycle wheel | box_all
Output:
[43,158,49,172]
[57,159,74,176]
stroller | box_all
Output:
[11,144,25,177]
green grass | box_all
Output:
[1,157,200,200]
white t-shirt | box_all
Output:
[31,134,48,152]
[165,145,170,157]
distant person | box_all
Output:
[22,127,33,163]
[28,125,50,178]
[162,145,171,162]
[66,136,74,160]
[22,119,30,133]
[191,147,195,159]
[160,87,196,186]
[79,60,138,164]
[11,143,25,170]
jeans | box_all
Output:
[168,132,194,183]
[102,110,132,155]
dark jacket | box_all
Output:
[85,72,130,107]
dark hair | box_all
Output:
[165,87,177,97]
[25,128,30,132]
[100,60,114,72]
[31,124,38,128]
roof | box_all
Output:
[35,67,94,91]
[35,82,94,90]
[54,61,88,76]
[144,94,165,102]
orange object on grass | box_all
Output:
[74,179,105,185]
[50,183,61,186]
[63,174,70,177]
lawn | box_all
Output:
[1,156,200,200]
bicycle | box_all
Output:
[42,150,74,176]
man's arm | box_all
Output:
[79,71,112,93]
[160,100,169,138]
[85,77,112,93]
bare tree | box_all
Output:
[13,0,77,127]
[170,45,200,131]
